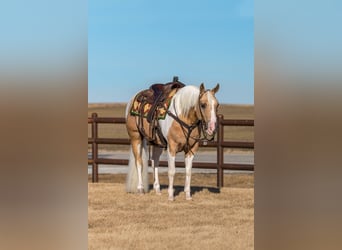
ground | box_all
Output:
[88,173,254,250]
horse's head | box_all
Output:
[197,83,220,137]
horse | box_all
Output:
[125,82,220,201]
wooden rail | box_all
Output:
[88,113,254,187]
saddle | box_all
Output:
[131,76,185,147]
[135,76,185,122]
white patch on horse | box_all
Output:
[184,154,194,199]
[159,99,175,142]
[136,143,143,190]
[159,85,200,141]
[206,91,217,135]
[167,149,176,200]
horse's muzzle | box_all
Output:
[206,121,217,135]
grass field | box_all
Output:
[88,173,254,250]
[88,103,254,152]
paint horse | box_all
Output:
[125,81,220,200]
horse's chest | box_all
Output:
[167,120,199,151]
[167,121,186,142]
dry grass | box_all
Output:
[88,173,254,250]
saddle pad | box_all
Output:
[130,88,177,120]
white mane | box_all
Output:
[173,85,200,116]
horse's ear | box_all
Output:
[200,83,205,94]
[211,83,220,94]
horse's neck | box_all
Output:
[178,107,198,125]
[173,88,200,125]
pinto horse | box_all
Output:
[125,83,220,200]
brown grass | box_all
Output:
[88,173,254,250]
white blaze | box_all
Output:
[206,92,216,135]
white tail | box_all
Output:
[125,139,149,193]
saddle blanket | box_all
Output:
[130,88,177,120]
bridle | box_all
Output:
[197,90,218,142]
[166,89,218,153]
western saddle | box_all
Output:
[135,76,185,147]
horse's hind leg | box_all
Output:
[167,144,177,201]
[152,146,163,194]
[131,138,145,193]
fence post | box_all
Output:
[217,114,224,188]
[91,113,98,182]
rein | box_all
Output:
[166,91,216,153]
[166,110,200,152]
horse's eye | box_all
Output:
[200,103,207,109]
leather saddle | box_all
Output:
[137,77,185,123]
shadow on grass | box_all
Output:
[150,184,220,196]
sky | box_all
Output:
[89,0,254,104]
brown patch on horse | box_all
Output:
[166,108,200,154]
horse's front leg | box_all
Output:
[184,143,198,200]
[184,153,194,200]
[152,146,163,194]
[167,146,176,201]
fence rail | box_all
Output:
[88,113,254,187]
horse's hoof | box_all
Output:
[185,194,192,200]
[168,189,174,201]
[137,188,145,194]
[185,192,192,200]
[154,186,161,195]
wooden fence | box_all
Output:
[88,113,254,187]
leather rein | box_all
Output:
[166,90,217,152]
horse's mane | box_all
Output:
[173,85,200,117]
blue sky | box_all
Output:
[89,0,254,104]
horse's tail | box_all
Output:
[126,139,149,193]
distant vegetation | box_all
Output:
[88,103,254,119]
